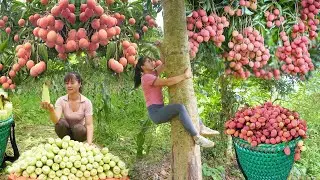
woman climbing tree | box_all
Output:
[134,44,219,148]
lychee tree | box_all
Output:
[186,0,320,80]
[0,0,162,90]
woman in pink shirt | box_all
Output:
[41,72,94,144]
[134,55,219,148]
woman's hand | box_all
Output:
[41,102,54,112]
[154,40,166,65]
[184,68,192,79]
[41,101,60,124]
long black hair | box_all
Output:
[134,56,148,89]
[64,72,83,93]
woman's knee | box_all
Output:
[149,114,162,125]
[71,124,87,142]
[55,119,71,138]
[56,118,69,127]
[173,104,187,112]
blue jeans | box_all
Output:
[147,104,202,136]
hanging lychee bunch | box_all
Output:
[238,0,257,11]
[31,0,124,61]
[264,8,285,28]
[0,16,11,34]
[13,19,25,42]
[224,6,243,17]
[29,0,140,74]
[113,12,126,26]
[79,1,104,23]
[51,0,76,24]
[224,27,275,80]
[187,8,230,59]
[0,75,14,90]
[223,0,257,17]
[0,42,34,91]
[129,14,157,40]
[291,21,308,39]
[299,0,320,39]
[144,15,158,30]
[275,31,314,77]
[107,40,138,73]
[0,16,8,29]
[28,13,41,27]
[15,43,45,78]
[122,41,138,65]
[1,42,45,90]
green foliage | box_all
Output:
[280,71,320,178]
[202,163,225,180]
[135,119,153,159]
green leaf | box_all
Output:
[187,12,193,17]
[38,44,48,61]
[0,38,8,52]
[21,8,27,19]
[243,7,254,16]
[127,8,133,18]
[106,41,117,61]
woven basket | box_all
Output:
[0,117,13,166]
[233,137,300,180]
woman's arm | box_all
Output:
[41,102,62,124]
[85,115,94,144]
[154,63,165,75]
[154,40,166,74]
[49,108,61,124]
[153,68,192,87]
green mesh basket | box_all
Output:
[0,117,13,166]
[233,137,300,180]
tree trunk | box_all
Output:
[219,75,237,159]
[162,0,202,179]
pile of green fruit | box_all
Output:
[7,136,129,180]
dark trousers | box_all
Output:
[55,118,87,142]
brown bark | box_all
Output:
[162,1,202,179]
